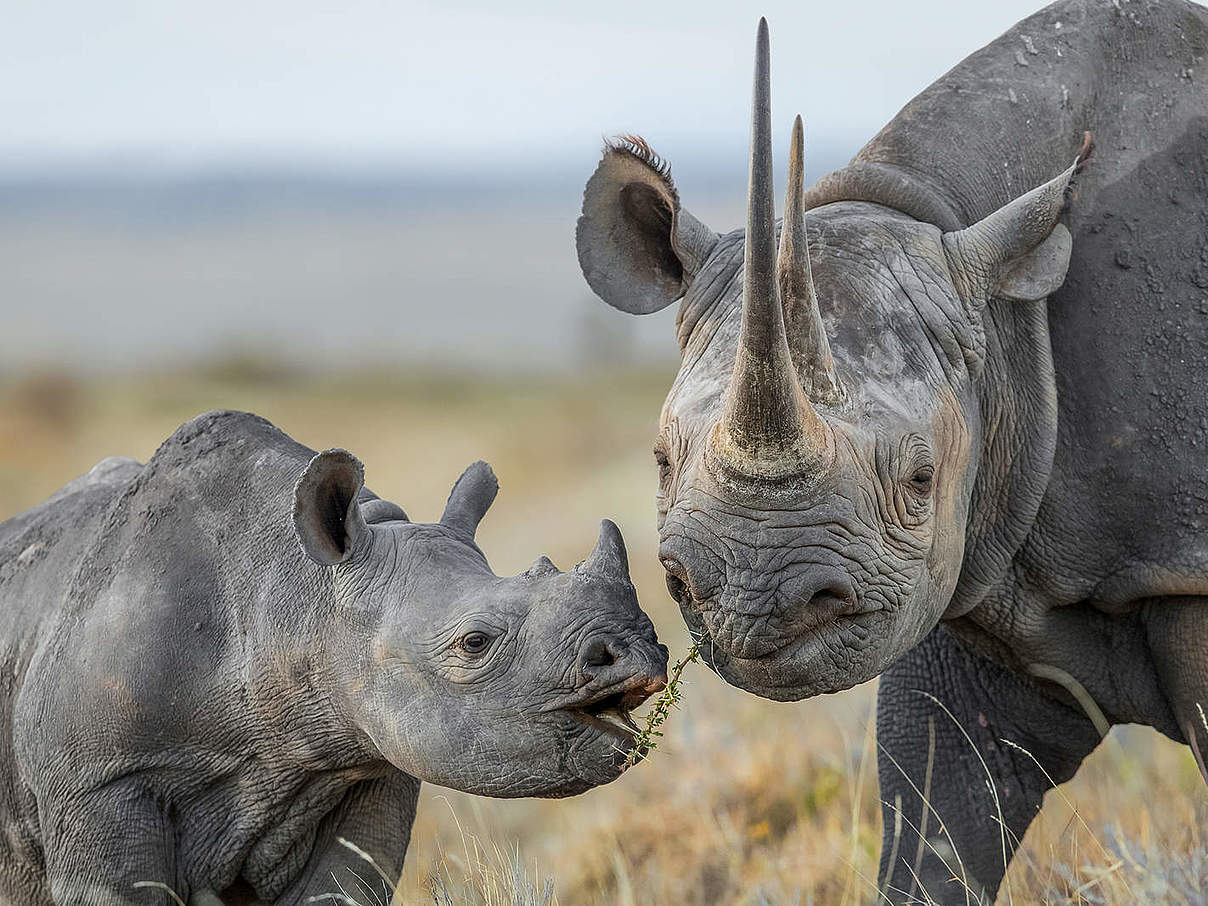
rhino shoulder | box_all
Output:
[148,409,299,469]
[141,410,315,503]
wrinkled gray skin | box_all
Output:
[576,1,1208,901]
[0,410,667,905]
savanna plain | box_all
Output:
[0,366,1203,906]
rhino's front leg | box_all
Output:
[41,782,180,906]
[1146,596,1208,783]
[875,626,1101,905]
[267,772,420,906]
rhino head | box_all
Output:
[292,451,668,795]
[576,19,1086,701]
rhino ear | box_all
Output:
[576,136,718,315]
[294,449,369,565]
[440,461,498,540]
[944,135,1091,306]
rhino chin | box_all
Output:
[560,729,632,794]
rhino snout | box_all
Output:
[662,547,861,660]
[578,633,668,697]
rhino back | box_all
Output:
[19,410,317,751]
[0,455,142,633]
[815,0,1208,226]
[49,409,312,626]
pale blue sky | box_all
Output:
[2,0,1050,169]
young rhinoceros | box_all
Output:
[0,410,667,905]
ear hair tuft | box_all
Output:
[605,135,679,209]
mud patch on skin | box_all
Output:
[0,539,51,585]
[15,543,45,570]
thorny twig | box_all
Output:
[623,641,701,768]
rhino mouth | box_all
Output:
[569,692,642,740]
[667,568,881,700]
[550,676,661,742]
[675,590,885,702]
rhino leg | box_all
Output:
[875,626,1101,905]
[1146,597,1208,784]
[41,782,180,905]
[265,772,420,904]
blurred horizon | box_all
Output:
[0,143,861,375]
[0,0,1063,374]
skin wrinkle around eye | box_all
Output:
[434,618,532,691]
[887,437,935,530]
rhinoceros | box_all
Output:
[575,1,1208,900]
[0,410,667,905]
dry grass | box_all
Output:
[1,367,1204,906]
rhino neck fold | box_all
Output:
[947,299,1057,618]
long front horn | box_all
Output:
[779,114,843,404]
[715,19,831,478]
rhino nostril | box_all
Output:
[664,572,689,603]
[661,557,688,597]
[808,584,855,612]
[582,638,617,669]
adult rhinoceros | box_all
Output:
[575,1,1208,901]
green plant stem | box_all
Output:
[624,641,700,768]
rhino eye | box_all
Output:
[907,465,935,496]
[654,446,672,483]
[460,632,492,655]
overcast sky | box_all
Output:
[3,0,1054,171]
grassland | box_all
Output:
[0,367,1203,905]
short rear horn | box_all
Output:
[779,114,843,405]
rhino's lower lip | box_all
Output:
[693,614,882,705]
[564,688,640,741]
[542,672,662,714]
[720,625,834,665]
[679,588,874,668]
[567,704,638,741]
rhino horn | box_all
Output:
[778,114,844,405]
[714,19,832,478]
[576,519,629,580]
